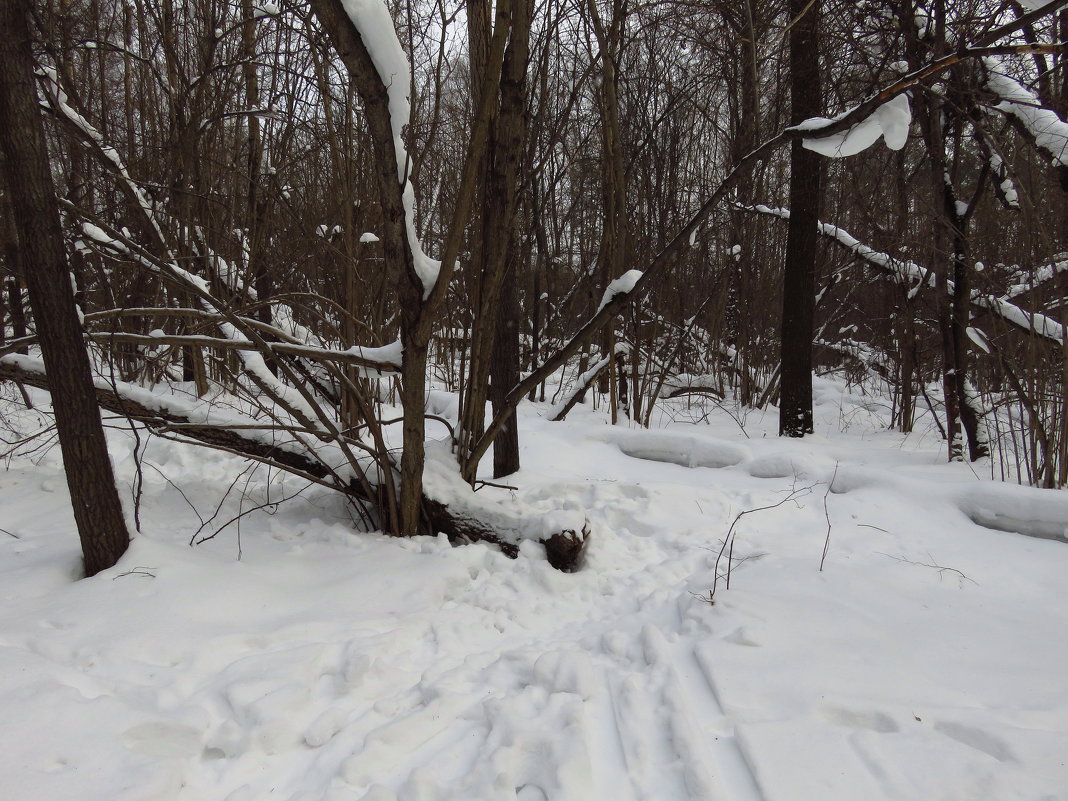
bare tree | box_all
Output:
[779,0,823,437]
[0,0,129,576]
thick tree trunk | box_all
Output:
[0,0,129,577]
[779,0,822,437]
[487,0,531,478]
[460,0,529,482]
[491,245,522,476]
[587,0,628,410]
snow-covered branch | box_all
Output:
[550,353,613,421]
[325,0,440,296]
[80,332,402,376]
[984,58,1068,178]
[747,205,1065,345]
[0,355,588,570]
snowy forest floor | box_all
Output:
[1,375,1067,801]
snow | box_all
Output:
[2,375,1068,800]
[800,93,911,157]
[252,2,280,18]
[986,62,1068,168]
[338,0,441,297]
[345,338,403,375]
[597,269,643,312]
[750,204,1066,345]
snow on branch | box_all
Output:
[984,59,1068,169]
[797,93,912,158]
[78,332,402,376]
[750,205,931,288]
[748,205,1065,345]
[337,0,441,297]
[39,67,172,256]
[0,353,333,476]
[79,222,340,430]
[597,270,643,312]
[1004,254,1068,298]
[787,37,1065,159]
[550,353,613,421]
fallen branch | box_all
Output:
[550,354,611,421]
[0,354,590,570]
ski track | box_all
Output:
[1,479,768,801]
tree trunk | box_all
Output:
[0,0,129,577]
[461,0,529,482]
[779,0,822,437]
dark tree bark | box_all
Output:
[779,0,822,437]
[459,0,530,482]
[488,0,531,478]
[310,0,507,532]
[0,0,129,576]
[587,0,629,414]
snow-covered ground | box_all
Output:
[2,377,1067,801]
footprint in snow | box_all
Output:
[823,706,899,734]
[723,627,761,647]
[933,720,1015,762]
[120,721,203,758]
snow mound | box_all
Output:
[957,483,1068,542]
[591,428,750,469]
[744,453,821,481]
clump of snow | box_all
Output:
[252,1,280,18]
[800,93,912,157]
[346,338,403,375]
[597,269,643,312]
[591,428,750,469]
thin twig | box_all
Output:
[192,463,257,544]
[194,480,313,546]
[112,567,156,579]
[710,481,816,601]
[877,552,978,585]
[820,462,840,572]
[141,461,205,527]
